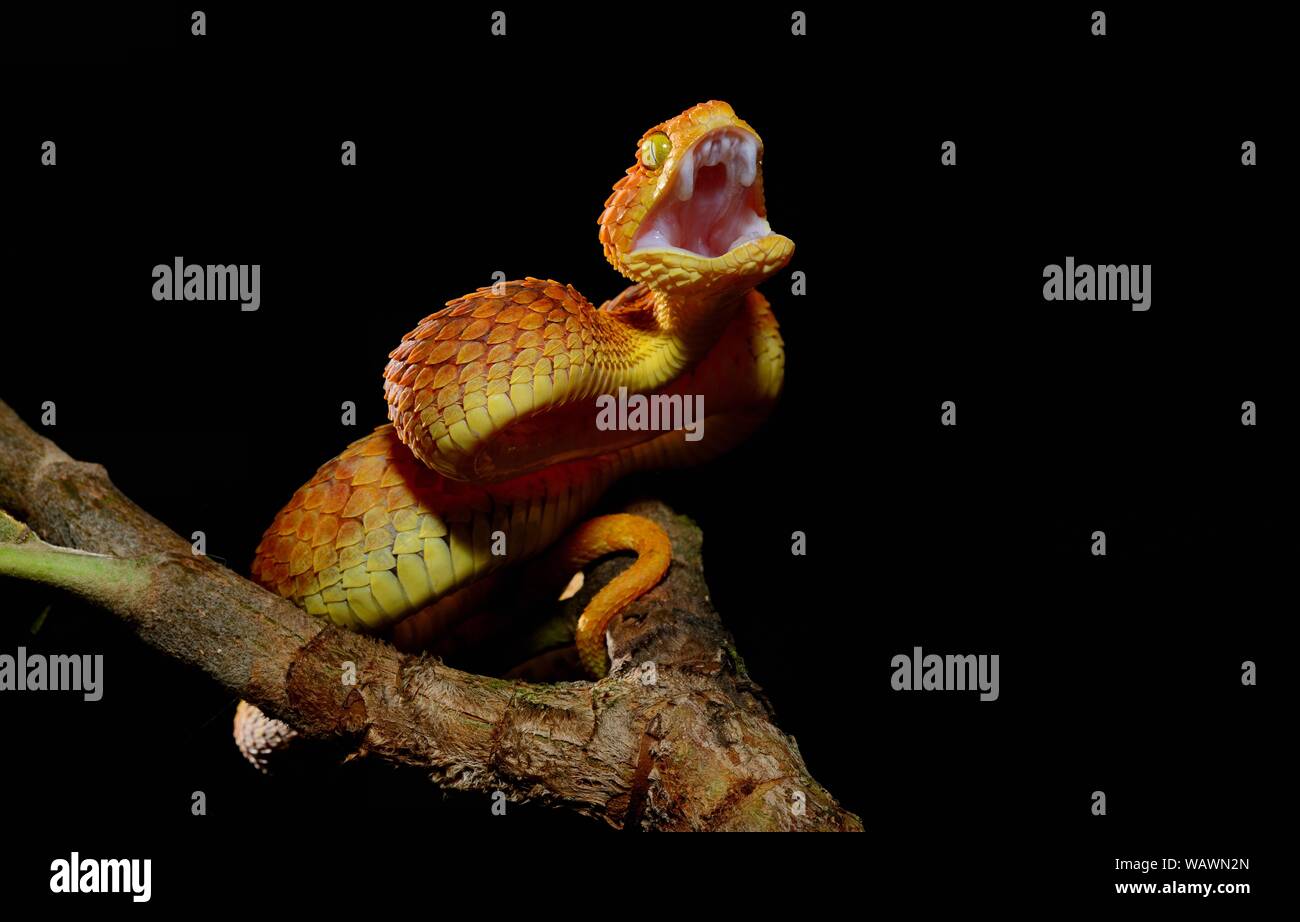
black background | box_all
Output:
[2,2,1289,908]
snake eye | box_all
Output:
[640,132,672,170]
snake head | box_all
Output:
[599,100,794,297]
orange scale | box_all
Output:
[350,456,388,486]
[294,572,319,597]
[458,360,487,383]
[334,519,365,549]
[407,339,437,364]
[426,341,458,364]
[295,509,320,542]
[436,383,462,409]
[273,534,297,564]
[319,480,351,515]
[340,434,371,457]
[456,342,486,364]
[301,484,328,510]
[288,542,313,577]
[362,504,390,532]
[311,514,339,548]
[312,544,337,572]
[332,456,362,480]
[277,508,304,536]
[486,325,516,346]
[434,319,468,342]
[431,364,459,389]
[359,436,391,457]
[379,463,413,488]
[341,485,383,518]
[386,484,417,512]
[413,365,438,390]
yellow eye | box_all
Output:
[640,132,672,170]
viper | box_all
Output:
[234,101,794,767]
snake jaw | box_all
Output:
[600,101,795,294]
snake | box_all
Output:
[233,100,794,769]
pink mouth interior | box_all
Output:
[631,131,771,259]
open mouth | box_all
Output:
[631,128,773,259]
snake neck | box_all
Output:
[654,284,752,348]
[601,283,752,394]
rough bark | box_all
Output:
[0,400,861,831]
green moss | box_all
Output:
[723,643,750,680]
[514,682,567,706]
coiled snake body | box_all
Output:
[235,101,794,768]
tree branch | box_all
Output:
[0,400,861,831]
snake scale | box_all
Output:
[234,101,794,768]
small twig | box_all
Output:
[0,510,151,603]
